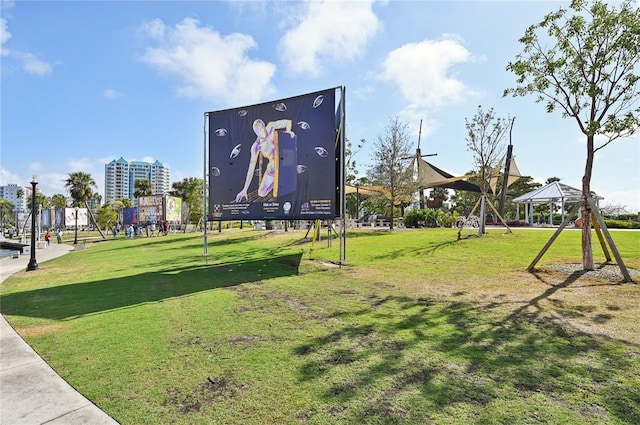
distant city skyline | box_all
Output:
[104,157,171,204]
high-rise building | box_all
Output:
[0,183,30,212]
[104,157,170,204]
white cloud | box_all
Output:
[278,0,380,77]
[595,186,640,213]
[0,166,21,186]
[139,18,276,106]
[12,51,52,76]
[379,35,481,107]
[352,85,376,100]
[0,6,53,75]
[38,172,71,197]
[67,158,95,172]
[27,162,42,172]
[103,89,122,99]
[395,104,437,146]
[0,18,11,56]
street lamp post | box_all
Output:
[26,175,38,272]
[74,206,79,245]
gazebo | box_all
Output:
[512,181,604,225]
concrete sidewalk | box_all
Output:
[1,242,119,424]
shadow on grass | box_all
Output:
[94,231,273,255]
[366,238,462,261]
[0,252,303,321]
[293,272,639,423]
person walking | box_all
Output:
[44,231,51,246]
[56,229,63,244]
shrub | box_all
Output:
[403,210,426,228]
[506,220,530,227]
[404,209,452,228]
[604,219,640,229]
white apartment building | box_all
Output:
[0,183,30,212]
[104,157,170,204]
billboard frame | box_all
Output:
[203,86,347,264]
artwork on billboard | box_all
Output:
[122,208,138,225]
[17,212,28,230]
[207,88,340,221]
[138,195,164,224]
[165,196,182,223]
[64,208,88,227]
[41,208,52,229]
[55,208,65,228]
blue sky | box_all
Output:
[1,0,638,212]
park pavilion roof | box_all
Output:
[512,181,603,204]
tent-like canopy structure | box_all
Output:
[411,157,481,193]
[512,181,604,224]
[344,185,384,196]
[488,155,522,195]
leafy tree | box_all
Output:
[64,171,106,239]
[35,192,49,210]
[345,137,366,186]
[50,194,68,209]
[96,202,118,231]
[16,188,24,211]
[338,137,367,220]
[366,117,416,229]
[118,198,134,209]
[21,190,49,235]
[600,203,630,216]
[0,198,15,235]
[13,188,24,236]
[449,173,482,216]
[91,193,102,209]
[170,177,204,230]
[133,179,153,199]
[465,106,510,194]
[465,106,511,234]
[504,176,543,219]
[504,0,639,269]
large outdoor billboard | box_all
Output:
[165,196,182,223]
[138,195,164,224]
[64,208,88,227]
[122,207,138,225]
[207,88,339,221]
[41,208,52,229]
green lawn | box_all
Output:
[1,227,639,424]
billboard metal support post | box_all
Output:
[74,207,79,245]
[337,86,347,266]
[203,113,209,263]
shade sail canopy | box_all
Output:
[512,181,603,204]
[488,155,522,194]
[411,157,481,193]
[345,185,385,195]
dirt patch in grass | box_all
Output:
[539,263,639,283]
[163,373,249,414]
[17,323,64,337]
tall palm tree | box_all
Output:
[15,188,24,236]
[133,179,153,199]
[64,171,106,239]
[50,194,68,209]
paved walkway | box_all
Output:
[1,242,119,424]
